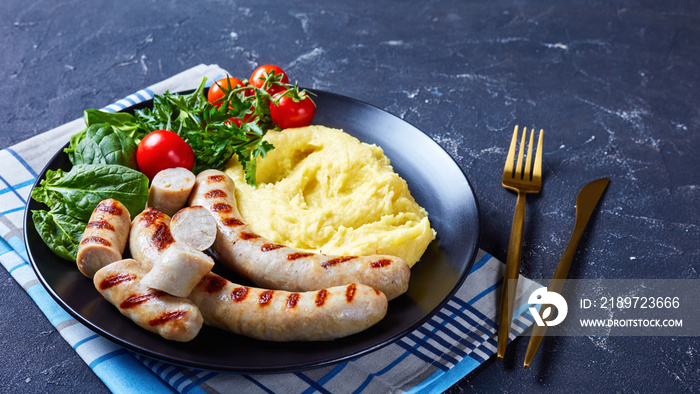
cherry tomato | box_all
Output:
[225,118,243,127]
[225,106,257,128]
[269,93,316,129]
[241,82,255,97]
[250,64,289,95]
[207,77,243,108]
[136,130,195,180]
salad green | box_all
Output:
[65,124,138,169]
[134,78,273,184]
[32,164,149,222]
[31,210,87,261]
[32,68,314,261]
[31,164,149,260]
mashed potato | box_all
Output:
[224,125,436,267]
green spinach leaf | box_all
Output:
[31,164,148,222]
[84,109,146,141]
[66,124,138,168]
[31,210,85,261]
[68,109,147,150]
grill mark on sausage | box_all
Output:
[315,289,328,307]
[139,208,164,227]
[240,232,260,240]
[286,293,300,309]
[80,236,111,246]
[207,175,226,183]
[231,286,249,302]
[345,283,357,302]
[152,223,174,251]
[87,219,115,231]
[95,200,123,216]
[99,273,137,290]
[222,218,244,226]
[205,189,227,199]
[321,256,358,268]
[211,203,232,213]
[287,252,315,261]
[259,290,274,306]
[120,290,166,309]
[202,275,227,293]
[261,243,284,252]
[148,310,187,326]
[371,259,392,268]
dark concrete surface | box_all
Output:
[2,0,699,392]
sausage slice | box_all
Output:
[76,199,131,278]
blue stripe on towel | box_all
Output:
[0,239,11,256]
[172,370,201,390]
[0,179,35,196]
[405,331,461,367]
[91,350,176,393]
[88,349,128,369]
[242,375,275,393]
[73,334,100,350]
[395,340,450,371]
[352,350,412,394]
[8,236,28,261]
[1,206,25,215]
[300,362,348,394]
[0,174,26,205]
[164,366,184,384]
[5,148,39,177]
[294,372,332,394]
[26,285,72,326]
[416,325,467,359]
[469,253,492,274]
[181,372,216,394]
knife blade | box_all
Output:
[523,177,610,368]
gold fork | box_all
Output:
[496,125,543,360]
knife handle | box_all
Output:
[497,190,526,359]
[523,321,547,368]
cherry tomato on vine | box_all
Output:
[225,105,258,128]
[250,64,289,95]
[269,92,316,129]
[207,77,243,108]
[136,130,195,180]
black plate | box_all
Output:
[24,90,480,373]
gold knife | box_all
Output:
[523,178,610,368]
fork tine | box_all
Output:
[504,125,519,177]
[533,129,544,183]
[515,127,527,179]
[524,128,534,180]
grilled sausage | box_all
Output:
[189,170,411,300]
[129,207,175,271]
[141,243,215,297]
[171,206,218,251]
[147,167,196,217]
[129,207,388,340]
[189,273,387,341]
[76,199,131,278]
[93,258,203,342]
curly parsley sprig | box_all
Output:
[134,71,314,186]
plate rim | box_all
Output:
[23,88,481,373]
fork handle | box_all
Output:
[497,190,527,359]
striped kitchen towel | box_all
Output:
[0,64,541,393]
